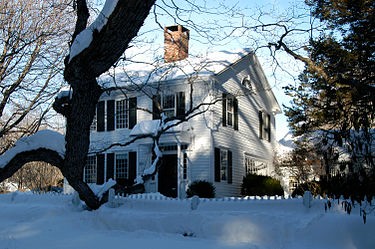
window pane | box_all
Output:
[227,98,233,126]
[116,100,128,129]
[163,95,175,109]
[244,154,267,175]
[220,150,228,180]
[227,98,233,112]
[84,156,97,183]
[162,94,175,118]
[116,153,128,180]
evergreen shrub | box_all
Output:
[241,174,284,196]
[186,180,215,198]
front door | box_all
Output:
[158,154,177,198]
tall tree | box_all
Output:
[283,0,375,171]
[0,0,72,153]
[56,0,157,209]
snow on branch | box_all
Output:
[69,0,119,62]
[0,130,65,169]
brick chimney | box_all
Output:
[164,25,189,63]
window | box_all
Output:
[84,155,97,183]
[153,92,185,120]
[215,148,232,183]
[162,94,175,118]
[220,150,228,181]
[222,93,238,130]
[244,154,268,175]
[227,98,233,126]
[245,156,256,175]
[106,152,136,184]
[241,76,253,91]
[115,153,128,180]
[259,111,271,141]
[95,98,137,132]
[116,99,128,129]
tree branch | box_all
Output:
[0,148,64,183]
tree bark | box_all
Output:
[60,0,157,210]
[61,78,103,209]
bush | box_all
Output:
[291,181,321,198]
[186,180,215,198]
[241,174,284,196]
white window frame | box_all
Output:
[220,150,228,181]
[162,94,176,118]
[259,111,271,141]
[226,97,234,127]
[115,153,129,180]
[244,154,268,175]
[84,155,97,183]
[116,99,128,129]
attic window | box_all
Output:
[241,76,253,91]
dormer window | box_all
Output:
[241,76,253,91]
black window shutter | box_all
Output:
[128,151,137,184]
[97,154,105,184]
[129,97,137,129]
[234,98,238,131]
[214,148,221,182]
[97,101,105,132]
[152,95,161,120]
[227,150,232,184]
[106,153,115,181]
[222,93,227,127]
[176,92,185,119]
[107,100,115,131]
[267,114,271,142]
[258,111,263,139]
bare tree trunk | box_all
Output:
[62,79,103,209]
[60,0,156,209]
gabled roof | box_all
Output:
[98,48,253,88]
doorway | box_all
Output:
[158,154,177,198]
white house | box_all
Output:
[84,25,281,198]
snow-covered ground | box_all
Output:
[0,192,374,249]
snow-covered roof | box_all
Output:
[98,48,253,88]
